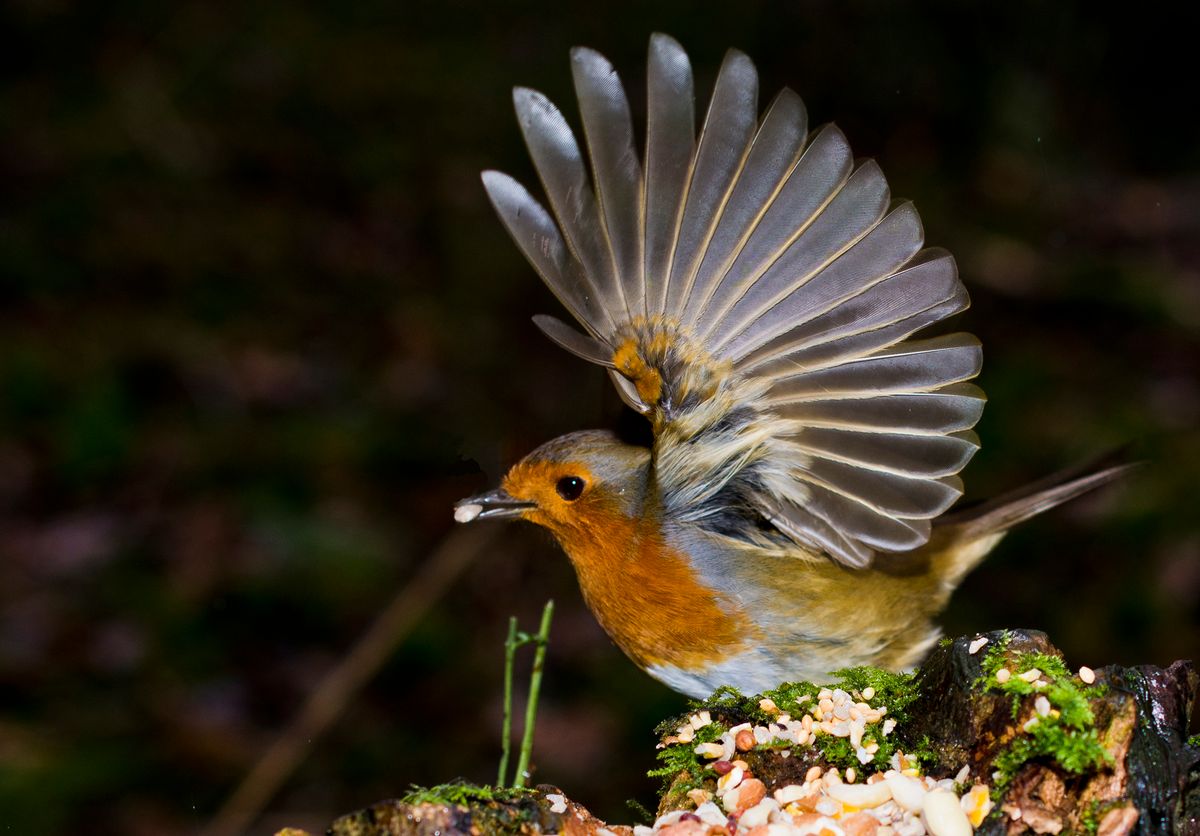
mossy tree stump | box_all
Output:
[280,630,1198,836]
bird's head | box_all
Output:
[455,430,651,540]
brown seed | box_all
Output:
[735,729,756,752]
[792,794,822,813]
[735,778,767,812]
[1097,804,1139,836]
[713,759,734,775]
[841,812,880,836]
[792,813,824,832]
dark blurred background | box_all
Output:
[2,1,1198,833]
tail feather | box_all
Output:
[935,459,1135,540]
[927,457,1136,588]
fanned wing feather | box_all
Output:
[481,170,617,336]
[788,429,980,479]
[679,88,809,326]
[778,384,986,435]
[789,487,931,551]
[571,48,644,312]
[643,33,695,318]
[484,35,986,567]
[533,314,616,367]
[513,88,628,320]
[722,200,928,362]
[740,249,966,375]
[765,335,982,400]
[694,124,854,336]
[711,161,893,357]
[798,460,963,518]
[757,493,874,567]
[663,49,759,317]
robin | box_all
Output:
[455,34,1127,698]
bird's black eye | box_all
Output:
[555,476,586,501]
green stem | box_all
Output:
[513,600,554,789]
[497,616,518,788]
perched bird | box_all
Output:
[455,35,1126,698]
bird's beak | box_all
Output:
[454,487,536,523]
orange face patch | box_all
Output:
[501,459,598,530]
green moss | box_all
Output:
[626,798,655,824]
[992,724,1108,780]
[388,782,545,833]
[975,634,1112,792]
[400,781,537,807]
[1078,799,1127,835]
[647,721,724,793]
[1078,800,1101,835]
[654,688,746,737]
[1187,733,1200,748]
[975,630,1014,675]
[827,667,923,726]
[908,735,940,770]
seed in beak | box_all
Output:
[454,504,483,523]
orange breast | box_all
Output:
[553,508,753,670]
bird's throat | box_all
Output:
[553,510,754,671]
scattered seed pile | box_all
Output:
[643,693,991,836]
[634,761,992,836]
[672,685,896,768]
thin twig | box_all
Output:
[513,599,554,789]
[203,523,498,836]
[497,615,518,788]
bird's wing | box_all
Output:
[482,34,984,568]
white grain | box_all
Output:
[453,504,482,523]
[827,780,892,808]
[923,789,972,836]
